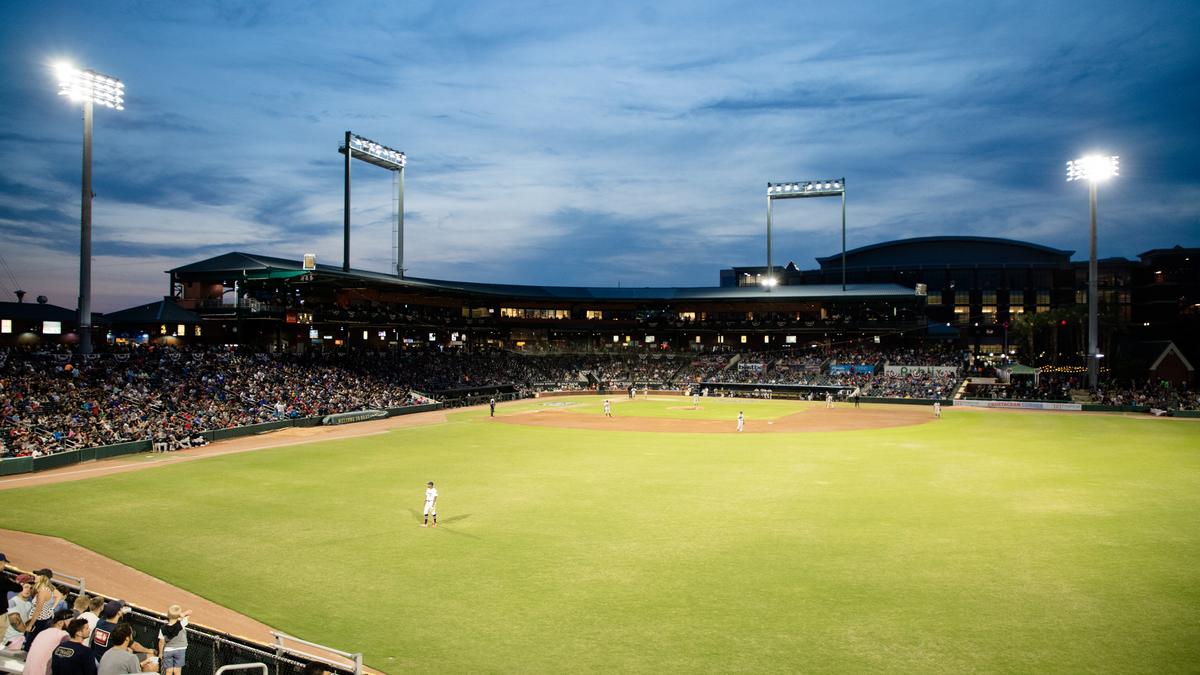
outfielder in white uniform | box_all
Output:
[826,392,834,409]
[934,401,942,419]
[422,481,438,528]
[692,392,700,409]
[604,399,612,417]
[736,411,744,432]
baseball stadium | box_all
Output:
[3,5,1200,675]
[2,232,1199,674]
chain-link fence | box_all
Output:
[124,609,355,675]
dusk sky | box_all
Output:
[1,1,1197,312]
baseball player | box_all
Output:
[826,392,834,409]
[934,401,942,419]
[736,411,744,432]
[691,391,700,409]
[422,481,438,528]
[603,399,612,417]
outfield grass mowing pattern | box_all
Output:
[1,398,1198,673]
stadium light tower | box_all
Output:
[1066,155,1119,390]
[55,62,125,355]
[338,132,407,276]
[766,179,846,291]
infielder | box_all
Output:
[692,392,700,408]
[737,411,744,432]
[603,399,612,417]
[934,401,942,419]
[422,481,438,528]
[826,392,834,409]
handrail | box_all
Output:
[215,664,268,675]
[271,631,362,675]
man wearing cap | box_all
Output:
[0,553,19,602]
[422,481,438,528]
[98,624,155,675]
[91,601,155,664]
[3,573,36,650]
[23,608,74,675]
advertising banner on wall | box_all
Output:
[830,364,876,374]
[884,365,960,377]
[955,399,1082,411]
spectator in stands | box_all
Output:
[97,623,156,674]
[24,608,75,675]
[25,572,63,646]
[3,573,36,650]
[51,618,97,675]
[90,600,130,663]
[92,601,155,665]
[0,553,18,601]
[76,595,104,646]
[156,605,191,675]
[71,593,92,617]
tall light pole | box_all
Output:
[56,63,124,355]
[338,133,406,276]
[765,179,846,290]
[1066,154,1119,389]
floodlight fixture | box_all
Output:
[55,61,125,355]
[1065,153,1119,389]
[338,131,407,276]
[55,62,125,110]
[339,133,406,170]
[765,177,848,291]
[767,179,844,198]
[1066,155,1118,183]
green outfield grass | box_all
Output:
[2,397,1198,673]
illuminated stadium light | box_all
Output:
[339,133,406,170]
[55,62,125,110]
[1066,155,1118,182]
[767,179,844,199]
[1065,153,1120,389]
[339,131,407,276]
[54,61,125,356]
[765,177,848,290]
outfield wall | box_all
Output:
[0,403,442,477]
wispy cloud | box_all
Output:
[0,0,1196,310]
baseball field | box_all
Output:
[2,396,1198,673]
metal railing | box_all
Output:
[272,632,362,675]
[215,664,268,675]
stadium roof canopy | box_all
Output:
[814,236,1075,268]
[171,252,919,303]
[0,301,78,322]
[104,299,204,325]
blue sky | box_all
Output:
[0,1,1197,311]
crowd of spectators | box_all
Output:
[1090,381,1200,411]
[962,374,1074,402]
[5,342,1194,458]
[0,347,426,459]
[2,554,339,675]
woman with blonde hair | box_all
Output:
[24,571,63,646]
[158,604,192,675]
